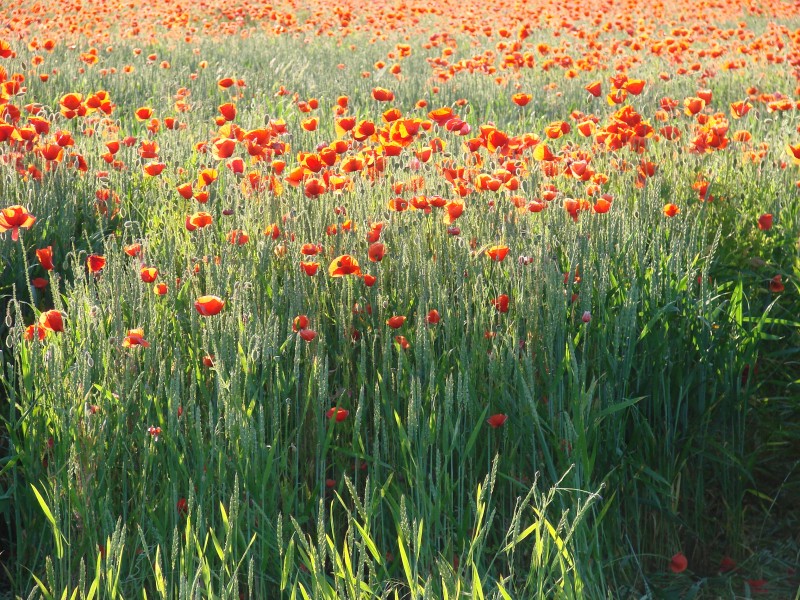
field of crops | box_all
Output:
[1,0,799,597]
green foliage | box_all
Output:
[1,14,799,600]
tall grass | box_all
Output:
[2,14,799,599]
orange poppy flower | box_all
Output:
[186,212,212,231]
[135,107,153,121]
[623,79,645,95]
[195,295,225,316]
[487,245,509,262]
[154,283,168,295]
[0,205,36,241]
[124,243,142,257]
[544,121,569,140]
[512,93,532,107]
[39,309,64,333]
[532,144,554,162]
[593,198,612,214]
[122,328,150,348]
[177,182,193,199]
[197,168,218,187]
[388,197,409,212]
[730,100,752,119]
[786,143,800,164]
[87,254,106,273]
[443,200,464,224]
[684,97,705,116]
[143,162,166,177]
[372,87,394,102]
[363,274,377,287]
[36,246,54,270]
[663,204,680,217]
[328,255,362,278]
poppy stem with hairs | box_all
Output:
[19,235,37,309]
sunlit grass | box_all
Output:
[1,4,800,598]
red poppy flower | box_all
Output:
[218,103,236,122]
[122,328,150,348]
[36,246,54,270]
[299,329,317,342]
[372,87,394,102]
[143,162,166,177]
[326,407,349,422]
[0,205,36,241]
[719,556,737,573]
[39,310,64,333]
[177,182,193,199]
[491,294,510,313]
[300,261,319,276]
[757,214,773,231]
[87,254,106,273]
[395,335,410,350]
[25,324,47,341]
[140,266,158,283]
[387,316,406,329]
[670,553,688,574]
[227,230,249,245]
[32,277,48,289]
[202,355,215,367]
[769,275,784,293]
[368,243,385,262]
[154,283,167,295]
[177,498,188,515]
[195,295,225,316]
[585,81,602,97]
[293,315,309,331]
[487,414,508,428]
[426,309,440,325]
[301,243,321,256]
[328,255,362,277]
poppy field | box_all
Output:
[1,0,800,597]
